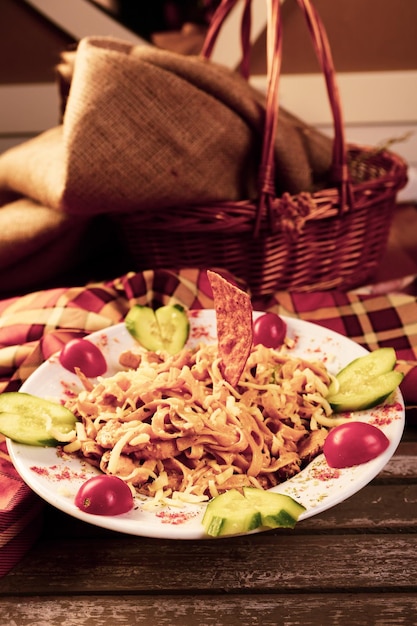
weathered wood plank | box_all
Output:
[377,454,417,482]
[303,482,417,531]
[1,533,416,596]
[374,441,417,482]
[376,439,417,482]
[1,593,417,626]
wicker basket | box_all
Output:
[118,0,408,297]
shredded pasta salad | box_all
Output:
[62,342,335,506]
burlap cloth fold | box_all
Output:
[0,36,333,218]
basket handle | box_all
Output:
[201,0,353,233]
[201,0,253,79]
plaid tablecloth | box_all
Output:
[0,440,44,577]
[1,268,416,575]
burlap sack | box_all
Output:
[0,36,333,217]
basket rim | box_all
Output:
[116,145,408,235]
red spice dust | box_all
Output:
[60,379,80,399]
[311,466,341,481]
[156,509,198,525]
[190,325,213,341]
[97,333,109,349]
[30,464,88,482]
[370,402,402,428]
[30,466,49,477]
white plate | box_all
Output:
[8,310,405,539]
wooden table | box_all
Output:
[1,418,416,626]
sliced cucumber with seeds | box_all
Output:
[328,370,403,412]
[327,347,403,412]
[243,487,306,529]
[331,347,397,389]
[202,487,305,537]
[125,304,190,355]
[202,489,261,537]
[0,392,77,446]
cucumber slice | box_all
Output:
[202,489,261,537]
[243,487,306,529]
[328,370,404,412]
[125,304,190,355]
[334,347,396,388]
[202,487,306,537]
[0,392,77,446]
[327,347,402,413]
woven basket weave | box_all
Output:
[119,0,408,296]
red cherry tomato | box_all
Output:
[75,475,134,516]
[253,313,287,349]
[59,338,107,378]
[323,422,390,468]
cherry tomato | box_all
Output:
[253,313,287,349]
[75,475,134,516]
[59,338,107,377]
[323,422,390,468]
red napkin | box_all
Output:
[0,438,44,577]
